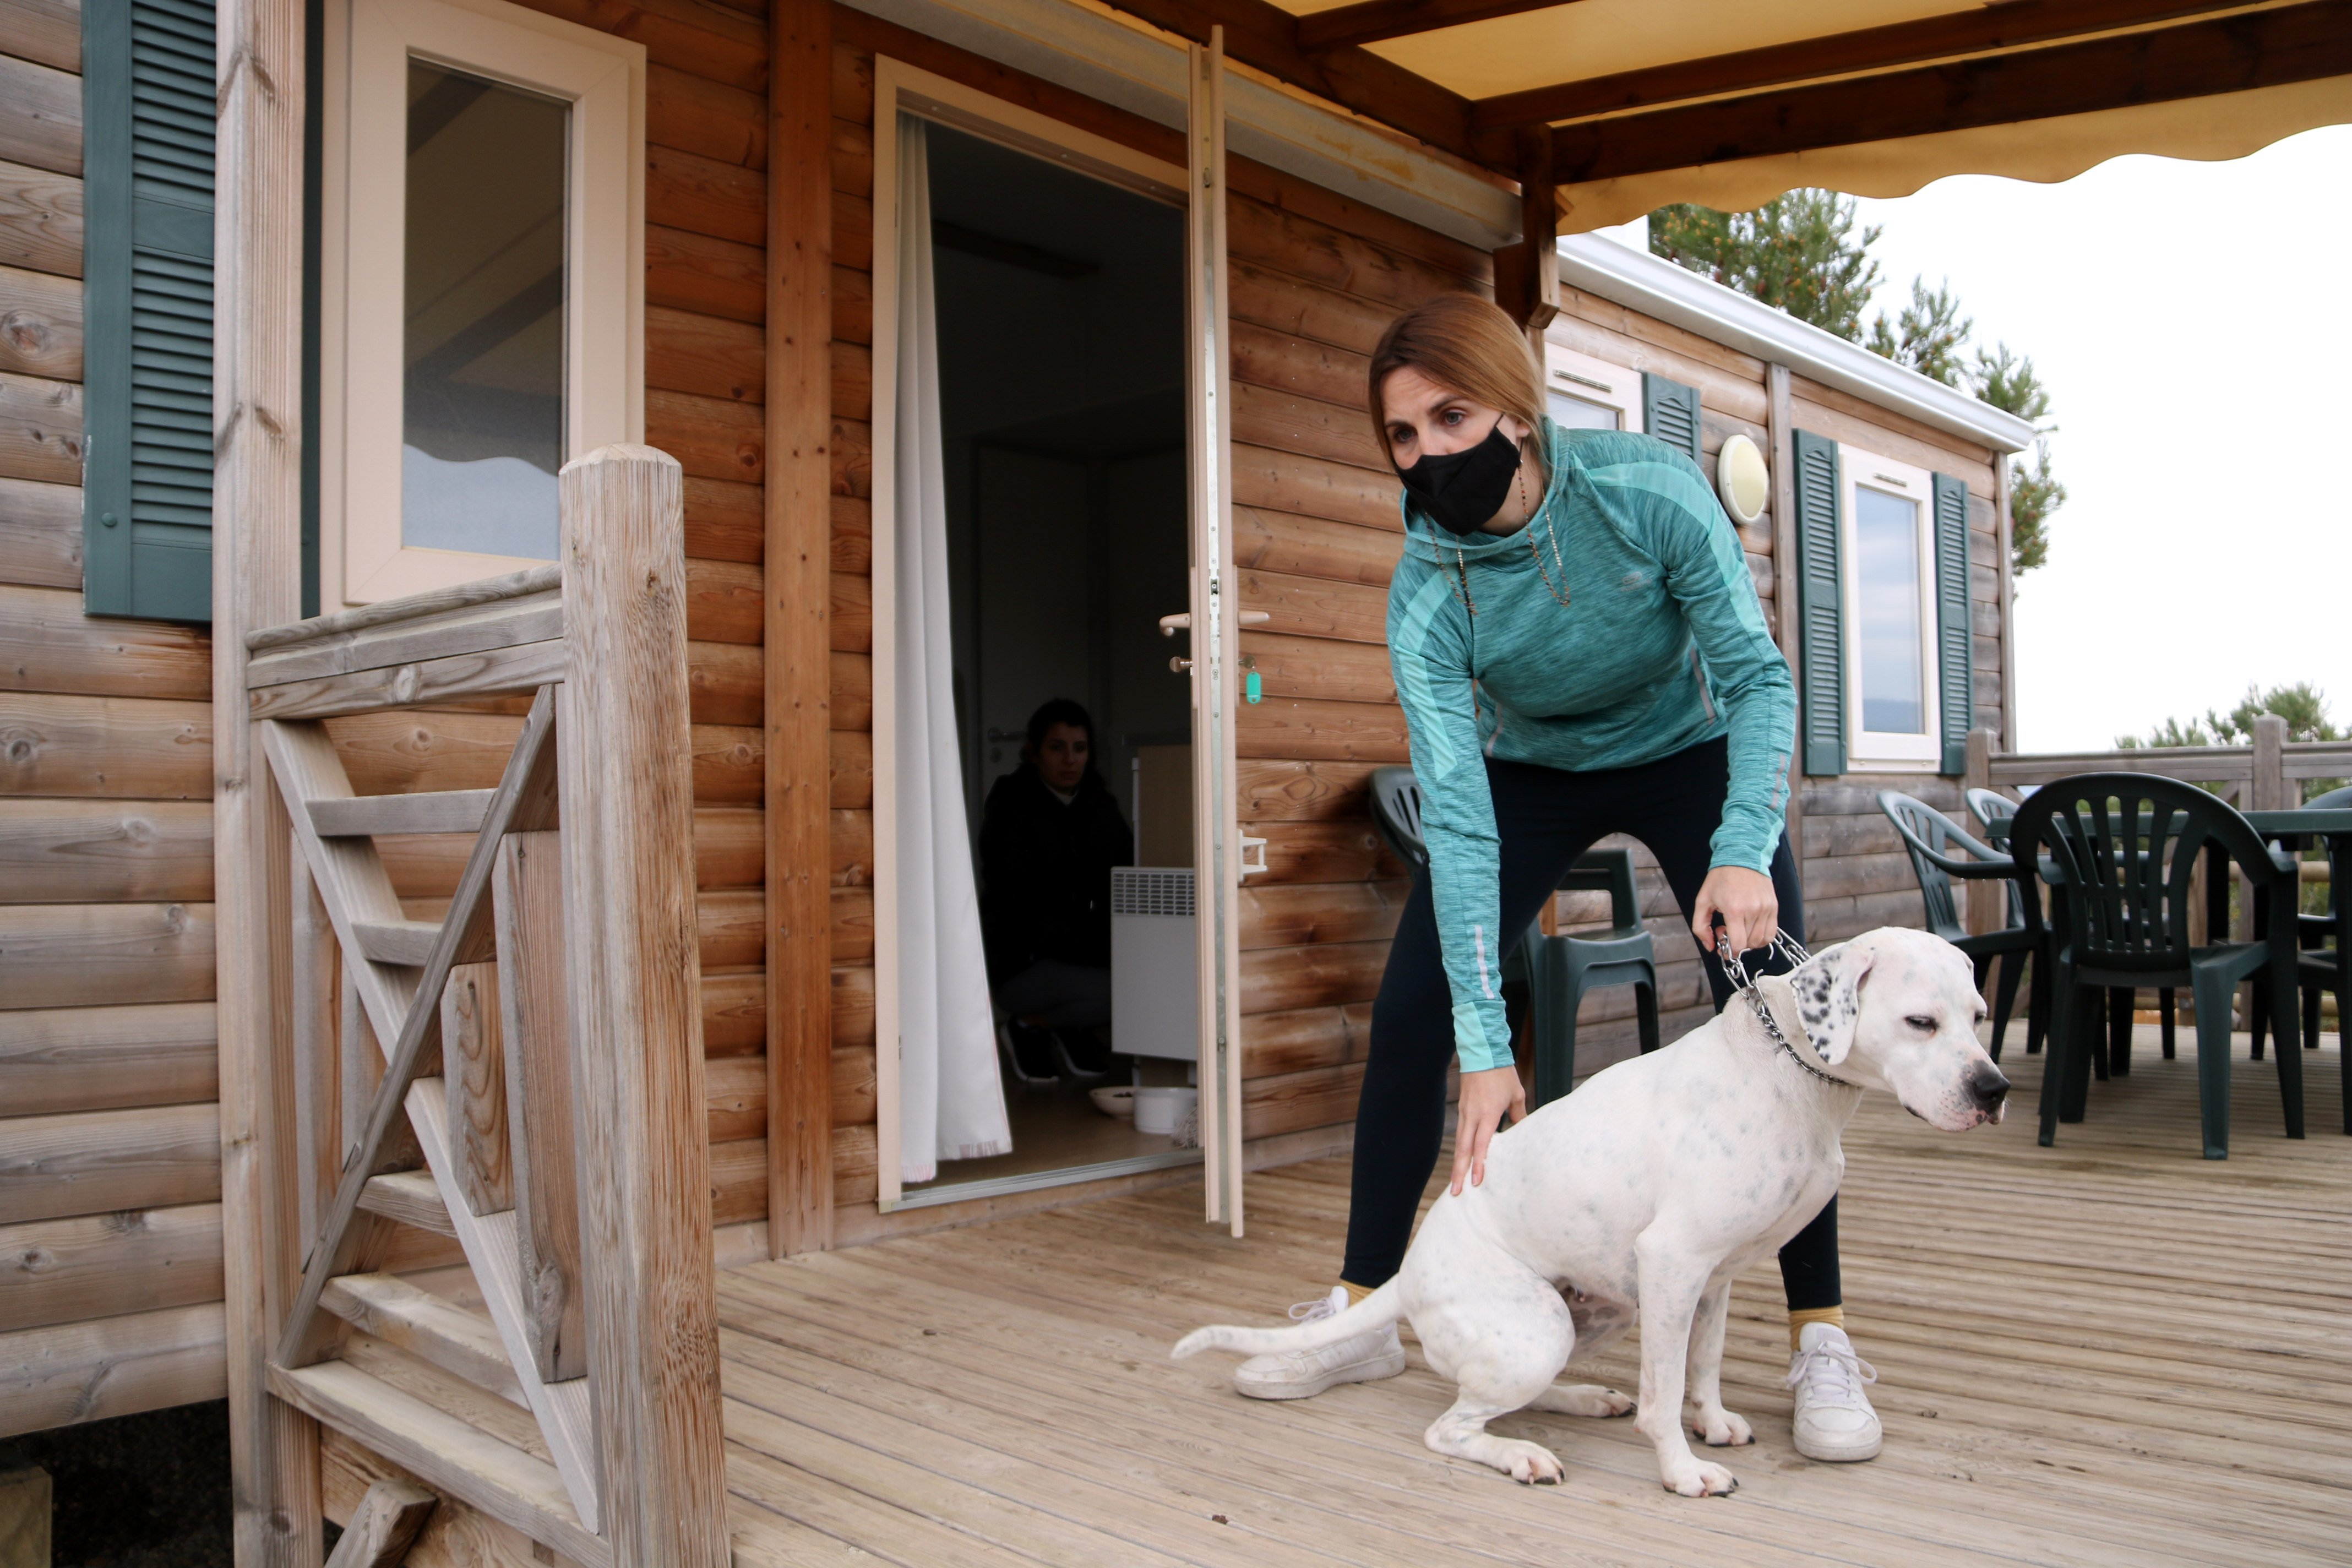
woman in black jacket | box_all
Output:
[979,699,1134,1076]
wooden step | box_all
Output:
[268,1358,607,1567]
[309,789,496,837]
[360,1170,454,1236]
[321,1272,524,1406]
[352,919,442,966]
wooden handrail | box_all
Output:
[246,563,563,651]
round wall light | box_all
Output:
[1716,432,1769,526]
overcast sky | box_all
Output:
[1600,125,2352,752]
[1852,126,2352,752]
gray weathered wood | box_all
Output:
[356,1171,451,1237]
[294,854,339,1247]
[352,919,442,967]
[320,1274,521,1406]
[320,1476,438,1568]
[492,831,584,1384]
[244,592,563,689]
[2251,713,2289,813]
[247,563,561,650]
[269,690,556,1370]
[557,443,728,1564]
[310,790,495,838]
[246,640,566,722]
[440,963,511,1217]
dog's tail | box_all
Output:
[1172,1280,1404,1361]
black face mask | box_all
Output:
[1396,420,1522,536]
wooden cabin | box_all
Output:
[3,0,2345,1560]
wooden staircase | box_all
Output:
[238,449,730,1566]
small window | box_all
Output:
[1542,344,1642,435]
[1841,449,1940,766]
[319,0,642,609]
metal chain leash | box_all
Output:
[1715,930,1851,1086]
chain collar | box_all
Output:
[1717,932,1853,1088]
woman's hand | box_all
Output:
[1691,864,1777,959]
[1449,1065,1527,1195]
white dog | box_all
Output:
[1174,927,2007,1498]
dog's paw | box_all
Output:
[1495,1441,1566,1486]
[1533,1382,1634,1418]
[1660,1458,1739,1498]
[1686,1405,1754,1447]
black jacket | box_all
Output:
[978,764,1134,983]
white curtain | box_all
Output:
[894,115,1012,1184]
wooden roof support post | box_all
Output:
[213,0,324,1549]
[557,445,730,1567]
[1493,124,1556,336]
[767,0,836,1256]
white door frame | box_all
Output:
[868,56,1196,1211]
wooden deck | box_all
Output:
[710,1033,2349,1568]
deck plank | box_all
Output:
[714,1035,2347,1566]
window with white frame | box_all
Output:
[1542,343,1642,434]
[320,0,643,608]
[1841,448,1940,765]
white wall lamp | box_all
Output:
[1716,432,1770,526]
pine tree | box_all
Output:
[1970,343,2063,577]
[1865,279,1972,386]
[1649,192,1882,340]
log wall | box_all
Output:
[0,0,235,1437]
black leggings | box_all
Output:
[1342,737,1840,1311]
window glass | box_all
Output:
[1854,483,1924,733]
[1547,389,1619,431]
[402,62,568,559]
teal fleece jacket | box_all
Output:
[1385,421,1796,1074]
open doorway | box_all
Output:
[896,116,1198,1202]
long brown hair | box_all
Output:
[1366,294,1546,473]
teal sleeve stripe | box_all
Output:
[1586,460,1773,639]
[1390,571,1465,780]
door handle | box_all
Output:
[1159,613,1191,636]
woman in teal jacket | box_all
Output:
[1229,295,1883,1465]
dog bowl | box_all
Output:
[1088,1086,1136,1119]
[1132,1087,1197,1136]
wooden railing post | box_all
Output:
[2252,714,2290,813]
[556,445,729,1566]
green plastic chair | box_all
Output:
[2273,786,2351,1122]
[1973,785,2175,1068]
[1367,766,1658,1109]
[1878,791,2041,1060]
[2007,773,2304,1159]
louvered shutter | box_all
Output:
[1792,429,1845,776]
[82,0,216,623]
[1641,371,1700,462]
[1931,472,1973,775]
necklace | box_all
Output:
[1716,932,1851,1087]
[1445,444,1544,618]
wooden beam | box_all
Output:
[439,964,511,1218]
[309,791,496,838]
[1548,1,2352,184]
[1491,124,1556,333]
[357,1172,453,1237]
[1091,0,1502,168]
[1474,0,2258,130]
[1299,0,1585,53]
[556,444,729,1566]
[320,1478,437,1568]
[768,0,836,1256]
[211,0,322,1544]
[320,1275,522,1407]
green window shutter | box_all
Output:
[1932,472,1974,775]
[82,0,216,624]
[1640,370,1700,462]
[1792,429,1845,776]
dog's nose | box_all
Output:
[1966,1065,2010,1115]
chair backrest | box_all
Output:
[1556,847,1641,930]
[2008,772,2289,970]
[1879,792,1996,942]
[1964,788,2017,834]
[1368,766,1429,875]
[2305,784,2352,811]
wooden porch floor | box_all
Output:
[712,1035,2349,1568]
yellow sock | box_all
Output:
[1342,1281,1377,1305]
[1788,1305,1843,1351]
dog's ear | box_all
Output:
[1787,940,1876,1067]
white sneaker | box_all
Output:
[1233,1287,1406,1401]
[1786,1322,1882,1462]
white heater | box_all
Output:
[1110,867,1197,1062]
